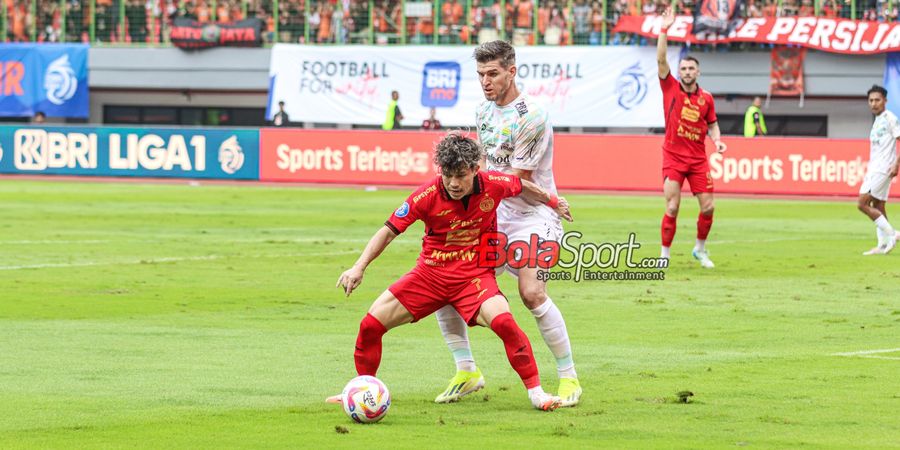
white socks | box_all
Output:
[876,226,886,246]
[661,246,671,258]
[694,239,706,252]
[435,305,476,372]
[530,298,577,379]
[874,215,895,242]
[437,298,578,380]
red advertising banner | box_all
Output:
[259,128,897,197]
[770,47,806,96]
[612,15,900,55]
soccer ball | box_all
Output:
[341,375,391,423]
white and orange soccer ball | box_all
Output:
[341,375,391,423]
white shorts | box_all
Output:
[860,171,892,201]
[496,205,564,278]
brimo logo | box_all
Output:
[476,231,667,282]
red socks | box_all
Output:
[697,213,713,240]
[354,313,387,376]
[661,214,677,247]
[490,312,540,389]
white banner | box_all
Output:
[267,44,680,128]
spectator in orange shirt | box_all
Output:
[516,0,534,28]
[318,3,333,42]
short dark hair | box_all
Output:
[473,40,516,68]
[434,132,481,174]
[680,56,700,67]
[868,84,888,99]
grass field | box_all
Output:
[1,178,898,449]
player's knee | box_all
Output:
[700,204,715,216]
[857,200,869,212]
[665,204,680,217]
[519,286,547,310]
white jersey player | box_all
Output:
[432,40,582,408]
[476,93,564,246]
[859,84,900,255]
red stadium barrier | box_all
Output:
[259,128,897,197]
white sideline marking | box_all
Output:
[0,251,356,271]
[833,348,900,360]
[0,240,109,245]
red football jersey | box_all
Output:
[385,171,523,280]
[660,73,717,162]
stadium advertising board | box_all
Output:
[260,128,896,197]
[267,45,678,128]
[614,15,900,55]
[0,126,259,180]
[259,128,439,184]
[0,44,88,118]
[170,18,265,50]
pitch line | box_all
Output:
[0,251,356,271]
[832,348,900,360]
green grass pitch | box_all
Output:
[0,179,898,448]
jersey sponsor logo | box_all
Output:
[488,175,511,182]
[445,228,481,246]
[479,195,495,212]
[677,124,703,142]
[514,101,528,117]
[615,62,648,111]
[412,185,436,203]
[680,106,701,122]
[487,153,511,166]
[395,201,410,218]
[449,216,483,230]
[428,248,478,262]
[421,61,461,107]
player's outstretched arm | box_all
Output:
[658,7,676,79]
[520,179,574,222]
[708,122,727,153]
[336,226,398,297]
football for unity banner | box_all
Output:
[613,15,900,55]
[266,44,679,127]
[0,44,88,118]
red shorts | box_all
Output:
[388,266,503,326]
[663,156,713,194]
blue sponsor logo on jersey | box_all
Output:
[395,201,410,218]
[421,62,460,108]
[615,62,648,111]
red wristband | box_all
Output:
[547,194,559,209]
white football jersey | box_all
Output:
[869,109,900,174]
[476,93,558,215]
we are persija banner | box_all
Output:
[259,129,894,197]
[613,15,900,55]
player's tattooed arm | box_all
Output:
[708,122,727,153]
[658,7,675,79]
[520,179,573,222]
[336,226,398,296]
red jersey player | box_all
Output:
[333,133,573,411]
[657,7,727,268]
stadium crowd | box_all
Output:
[5,0,898,46]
